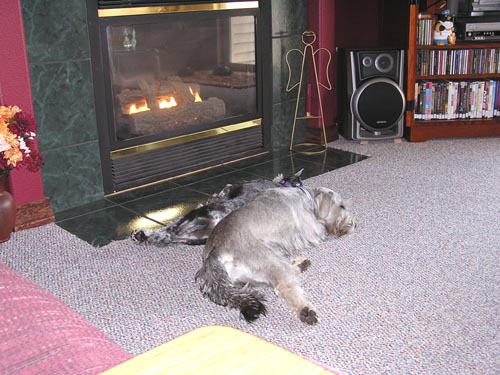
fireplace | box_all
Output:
[86,1,272,194]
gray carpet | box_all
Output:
[1,137,499,375]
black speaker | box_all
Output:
[340,49,405,141]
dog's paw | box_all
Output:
[208,184,233,203]
[131,230,148,243]
[292,257,311,273]
[299,306,318,325]
[297,259,311,272]
[240,300,267,323]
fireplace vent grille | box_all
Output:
[110,125,265,192]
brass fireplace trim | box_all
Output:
[105,149,269,198]
[110,118,262,160]
[98,2,259,17]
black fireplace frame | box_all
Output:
[86,0,272,194]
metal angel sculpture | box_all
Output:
[286,31,332,153]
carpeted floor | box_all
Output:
[1,137,499,375]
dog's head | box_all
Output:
[313,187,356,237]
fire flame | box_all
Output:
[158,96,177,109]
[129,101,150,114]
[128,86,202,115]
[189,86,202,102]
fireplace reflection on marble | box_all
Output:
[87,1,271,194]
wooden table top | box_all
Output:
[101,325,340,375]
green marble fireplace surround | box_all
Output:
[21,0,308,213]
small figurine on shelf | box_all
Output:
[433,9,456,45]
[123,27,137,50]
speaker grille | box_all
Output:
[357,81,405,130]
[351,77,405,133]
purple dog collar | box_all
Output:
[279,179,303,188]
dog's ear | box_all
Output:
[315,189,335,219]
[272,173,285,184]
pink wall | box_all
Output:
[334,1,381,49]
[307,0,336,128]
[0,0,45,205]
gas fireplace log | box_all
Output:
[158,77,198,107]
[138,79,160,110]
[118,76,200,113]
[128,97,226,136]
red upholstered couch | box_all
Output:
[0,262,133,374]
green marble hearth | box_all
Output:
[55,147,368,247]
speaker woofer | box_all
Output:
[350,77,405,133]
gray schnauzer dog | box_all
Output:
[195,186,356,325]
[131,170,304,246]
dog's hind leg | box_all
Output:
[131,223,177,246]
[271,271,318,325]
[131,205,215,246]
[195,255,267,322]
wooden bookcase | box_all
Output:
[405,3,500,142]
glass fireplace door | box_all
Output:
[102,10,259,149]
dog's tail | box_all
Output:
[195,255,267,322]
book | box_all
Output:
[417,13,434,46]
[425,82,433,120]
